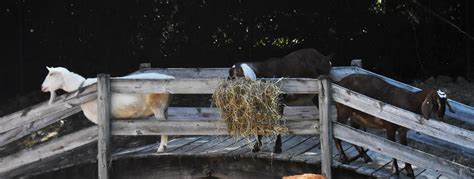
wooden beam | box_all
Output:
[318,76,333,179]
[133,68,229,78]
[111,119,319,136]
[163,106,318,121]
[97,74,111,179]
[333,123,474,178]
[0,106,82,147]
[0,126,98,176]
[0,84,96,133]
[0,84,96,147]
[332,84,474,150]
[110,78,320,94]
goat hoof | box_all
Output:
[405,169,415,178]
[252,147,260,153]
[339,156,349,164]
[157,145,167,153]
[273,147,282,153]
[363,156,373,163]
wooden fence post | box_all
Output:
[318,76,333,179]
[97,74,111,179]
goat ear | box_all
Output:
[421,96,433,119]
[46,66,51,71]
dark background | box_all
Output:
[0,0,473,100]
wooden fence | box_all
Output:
[0,67,473,179]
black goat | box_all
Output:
[229,48,333,153]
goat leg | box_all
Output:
[348,147,372,163]
[387,128,400,176]
[399,129,415,178]
[252,135,263,153]
[334,138,349,164]
[273,135,282,153]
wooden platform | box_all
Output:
[112,135,449,179]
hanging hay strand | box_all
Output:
[212,78,288,137]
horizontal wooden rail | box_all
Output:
[333,123,474,178]
[165,106,318,121]
[134,68,228,78]
[110,78,320,94]
[111,119,319,136]
[332,84,474,150]
[0,126,98,176]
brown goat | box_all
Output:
[335,74,454,177]
[229,48,333,153]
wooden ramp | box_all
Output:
[113,135,448,179]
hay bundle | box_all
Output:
[212,78,288,137]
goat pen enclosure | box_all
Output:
[0,66,473,179]
[0,67,327,178]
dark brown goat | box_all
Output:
[229,48,333,153]
[335,74,454,177]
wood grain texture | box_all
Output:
[97,74,111,179]
[110,78,320,94]
[318,77,333,179]
[333,123,474,178]
[111,119,319,136]
[332,84,474,150]
[0,85,96,147]
[0,126,98,176]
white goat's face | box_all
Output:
[41,67,64,92]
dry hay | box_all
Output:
[212,78,288,137]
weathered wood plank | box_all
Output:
[97,74,111,179]
[238,135,294,158]
[112,120,226,135]
[279,136,316,161]
[184,136,231,155]
[222,138,258,157]
[0,106,82,147]
[134,68,229,78]
[194,137,242,155]
[111,119,319,136]
[319,77,333,179]
[0,126,98,176]
[162,137,204,154]
[332,84,474,150]
[290,136,320,163]
[202,138,246,157]
[333,123,474,178]
[110,78,320,94]
[354,151,393,178]
[0,86,96,147]
[170,136,214,155]
[416,169,441,179]
[253,135,297,158]
[0,84,96,133]
[226,137,257,156]
[165,106,318,121]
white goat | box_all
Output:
[41,67,174,152]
